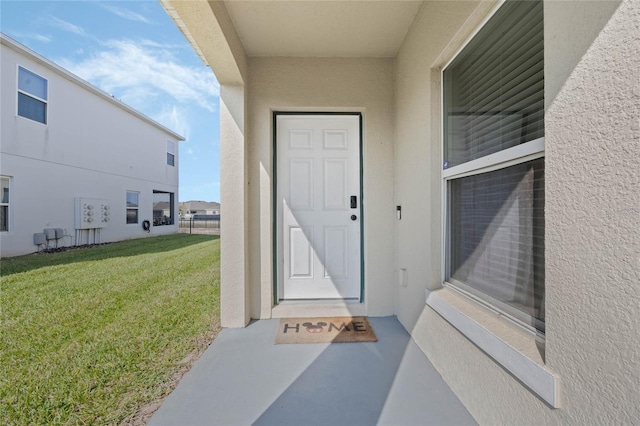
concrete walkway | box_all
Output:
[150,317,476,426]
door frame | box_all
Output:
[272,111,364,305]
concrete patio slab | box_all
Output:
[150,316,476,426]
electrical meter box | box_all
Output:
[74,198,110,229]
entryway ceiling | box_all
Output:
[224,1,423,57]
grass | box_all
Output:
[0,234,220,425]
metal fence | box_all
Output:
[178,218,220,235]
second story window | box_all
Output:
[18,66,48,124]
[167,141,176,166]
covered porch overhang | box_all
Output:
[159,0,486,327]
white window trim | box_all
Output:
[440,0,546,320]
[426,287,560,407]
[433,0,556,407]
[16,65,48,125]
[442,138,545,180]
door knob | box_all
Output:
[351,215,357,221]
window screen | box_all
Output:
[448,159,545,331]
[443,0,545,333]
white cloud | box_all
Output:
[6,31,52,43]
[60,39,219,112]
[50,17,86,36]
[154,105,190,138]
[98,3,152,24]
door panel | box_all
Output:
[276,114,361,300]
[289,159,313,210]
[324,226,348,279]
[289,226,313,278]
[323,159,348,210]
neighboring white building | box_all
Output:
[0,34,185,257]
[162,0,639,424]
[179,200,220,218]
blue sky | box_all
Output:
[1,0,221,203]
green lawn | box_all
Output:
[0,234,220,424]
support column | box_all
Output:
[220,84,250,327]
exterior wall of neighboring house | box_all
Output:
[395,0,639,423]
[0,36,183,257]
[180,201,220,217]
[247,57,396,320]
[163,0,639,422]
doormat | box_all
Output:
[275,317,377,344]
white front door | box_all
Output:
[276,114,362,300]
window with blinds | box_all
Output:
[18,66,48,124]
[443,0,545,334]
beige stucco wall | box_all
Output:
[396,0,639,423]
[247,57,396,319]
[219,84,251,327]
[393,0,482,330]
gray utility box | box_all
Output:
[44,228,64,240]
[33,233,47,245]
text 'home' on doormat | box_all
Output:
[275,317,377,344]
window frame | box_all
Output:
[17,65,48,125]
[126,191,140,225]
[167,140,176,167]
[440,0,545,335]
[1,176,10,233]
[152,190,175,226]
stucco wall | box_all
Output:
[396,0,639,423]
[219,84,251,327]
[544,0,639,422]
[1,42,180,257]
[393,0,481,330]
[247,57,396,319]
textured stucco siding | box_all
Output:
[393,0,481,330]
[396,0,640,423]
[219,84,251,327]
[544,0,640,422]
[247,57,396,320]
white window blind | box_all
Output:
[443,0,545,333]
[444,0,544,169]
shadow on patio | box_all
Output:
[150,317,476,426]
